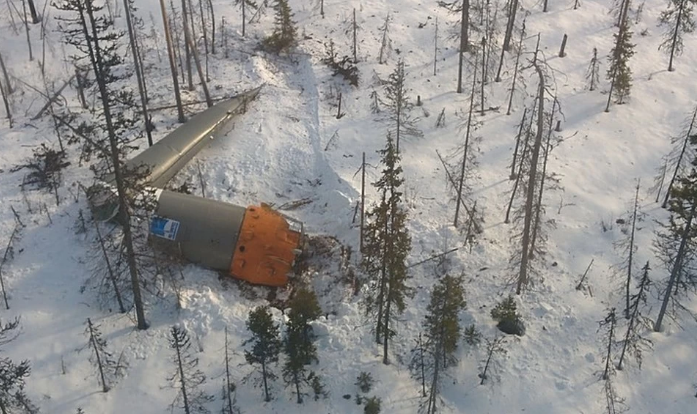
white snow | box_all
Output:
[0,0,696,413]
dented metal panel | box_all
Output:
[153,190,247,271]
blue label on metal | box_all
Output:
[150,216,180,241]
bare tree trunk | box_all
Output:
[94,215,126,313]
[360,152,365,253]
[529,98,557,257]
[433,16,438,75]
[624,180,640,318]
[160,0,185,122]
[503,0,518,51]
[505,112,533,224]
[667,0,685,72]
[480,37,485,115]
[506,19,525,115]
[517,64,545,295]
[207,0,215,54]
[198,0,209,80]
[353,8,358,62]
[241,0,246,37]
[0,52,13,94]
[224,327,234,414]
[184,21,213,107]
[456,0,469,93]
[124,0,153,147]
[510,108,527,179]
[21,0,34,61]
[454,51,478,227]
[181,0,194,91]
[601,309,616,380]
[0,79,11,129]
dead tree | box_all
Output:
[0,78,11,128]
[614,180,642,319]
[159,0,185,122]
[378,13,392,64]
[617,261,653,370]
[506,18,525,115]
[181,0,193,90]
[516,62,545,295]
[655,105,697,208]
[454,50,480,227]
[124,0,153,146]
[183,15,213,106]
[509,108,527,179]
[0,52,13,94]
[502,0,519,51]
[0,224,20,309]
[479,336,506,385]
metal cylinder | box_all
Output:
[151,190,247,271]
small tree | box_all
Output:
[221,327,239,414]
[167,326,214,414]
[377,13,392,64]
[380,59,423,152]
[262,0,296,54]
[411,274,466,414]
[658,0,696,71]
[244,306,281,401]
[282,289,323,403]
[83,318,126,392]
[0,318,36,414]
[364,396,381,414]
[491,295,525,336]
[605,2,635,110]
[479,336,506,385]
[613,180,643,319]
[586,47,600,91]
[617,261,653,370]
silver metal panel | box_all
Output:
[153,190,247,270]
[105,86,261,188]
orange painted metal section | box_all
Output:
[230,204,302,287]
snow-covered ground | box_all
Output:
[0,0,696,413]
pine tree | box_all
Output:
[605,2,635,110]
[53,0,147,329]
[244,306,281,401]
[362,133,412,365]
[83,318,126,392]
[262,0,296,53]
[282,289,323,404]
[0,318,36,414]
[410,275,466,414]
[617,261,653,370]
[380,59,423,153]
[658,0,696,72]
[167,326,214,414]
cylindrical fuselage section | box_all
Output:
[151,190,246,271]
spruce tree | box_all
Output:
[0,319,35,414]
[585,47,600,91]
[658,0,696,72]
[167,326,214,414]
[282,289,323,404]
[654,105,697,207]
[244,306,281,401]
[262,0,296,53]
[362,133,412,365]
[410,275,466,414]
[380,59,422,153]
[605,2,635,110]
